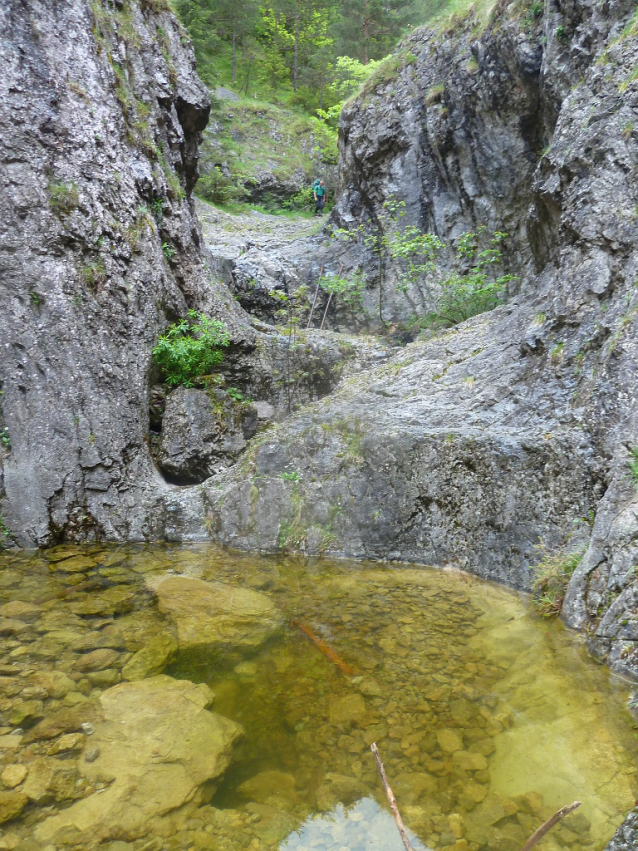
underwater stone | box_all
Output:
[34,676,244,844]
[155,576,283,653]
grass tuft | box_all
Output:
[532,542,585,617]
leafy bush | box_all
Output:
[432,231,514,327]
[320,270,366,313]
[629,447,638,488]
[532,542,585,617]
[152,310,230,387]
[196,167,247,205]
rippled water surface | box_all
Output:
[0,543,636,851]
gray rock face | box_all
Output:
[604,809,638,851]
[3,0,638,708]
[0,0,253,545]
[156,387,258,484]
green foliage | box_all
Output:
[0,427,10,449]
[48,181,79,215]
[280,470,301,481]
[528,1,543,19]
[432,230,514,327]
[629,447,638,488]
[81,259,107,290]
[29,292,43,306]
[161,241,176,260]
[197,166,248,205]
[227,387,245,401]
[332,199,514,326]
[320,270,366,313]
[152,310,231,387]
[0,515,11,546]
[556,24,567,42]
[532,542,585,617]
[151,198,164,224]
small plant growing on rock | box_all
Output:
[152,310,230,387]
[0,427,10,449]
[629,447,638,489]
[48,180,79,215]
[81,259,107,290]
[532,541,585,617]
[161,241,176,260]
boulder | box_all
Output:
[155,576,283,653]
[35,676,244,844]
[156,387,259,485]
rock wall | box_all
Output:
[3,0,638,682]
[196,0,638,677]
[0,0,253,545]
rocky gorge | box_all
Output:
[2,0,638,847]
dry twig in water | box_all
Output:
[370,742,414,851]
[520,801,582,851]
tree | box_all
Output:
[175,0,258,86]
[335,0,416,64]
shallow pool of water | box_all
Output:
[0,544,636,851]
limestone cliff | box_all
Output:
[0,0,252,544]
[197,0,638,684]
[3,0,638,690]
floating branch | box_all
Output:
[370,742,414,851]
[292,619,354,675]
[520,801,582,851]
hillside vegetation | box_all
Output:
[179,0,489,211]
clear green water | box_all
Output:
[0,544,636,851]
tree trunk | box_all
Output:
[232,24,236,85]
[363,0,369,64]
[293,3,299,92]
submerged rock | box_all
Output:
[155,575,283,653]
[121,633,178,681]
[0,791,28,825]
[35,676,244,844]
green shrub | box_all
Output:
[532,543,585,617]
[0,427,10,449]
[629,447,638,488]
[282,186,315,212]
[48,181,79,215]
[152,310,230,387]
[428,230,514,327]
[320,270,366,314]
[196,167,247,205]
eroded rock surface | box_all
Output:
[156,386,259,484]
[35,676,244,844]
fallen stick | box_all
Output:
[291,619,354,675]
[520,801,582,851]
[370,742,414,851]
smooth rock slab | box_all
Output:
[35,675,244,844]
[155,576,283,653]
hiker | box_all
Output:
[313,179,326,216]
